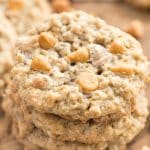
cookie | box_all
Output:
[126,0,150,10]
[6,11,149,149]
[0,13,16,93]
[0,0,51,35]
[0,13,17,143]
[0,13,16,114]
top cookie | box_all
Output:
[0,0,51,35]
[126,0,150,9]
[13,11,149,123]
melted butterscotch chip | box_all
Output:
[110,66,134,75]
[31,56,51,72]
[77,72,99,92]
[109,40,126,54]
[8,0,24,10]
[68,48,89,63]
[39,32,57,50]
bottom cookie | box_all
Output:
[23,128,126,150]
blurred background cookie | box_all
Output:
[0,0,51,35]
[0,13,17,144]
[0,13,16,116]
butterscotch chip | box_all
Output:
[110,66,134,75]
[52,0,71,13]
[125,20,144,39]
[5,11,149,149]
[77,72,99,92]
[109,40,126,54]
[68,48,89,63]
[39,32,57,50]
[31,56,51,72]
[8,0,24,10]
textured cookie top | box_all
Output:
[0,0,51,35]
[0,13,16,75]
[13,11,149,123]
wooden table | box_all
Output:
[73,2,150,150]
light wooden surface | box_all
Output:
[73,2,150,150]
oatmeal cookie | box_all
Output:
[0,13,16,114]
[6,11,149,149]
[126,0,150,10]
[0,0,51,35]
[0,13,16,93]
[0,13,17,142]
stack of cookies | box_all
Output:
[3,11,149,149]
[0,1,149,150]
